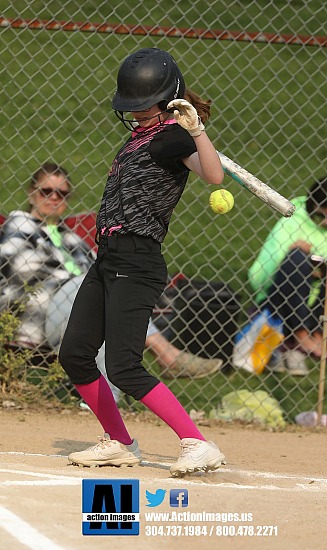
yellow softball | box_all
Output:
[209,189,234,214]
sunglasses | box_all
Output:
[36,187,70,200]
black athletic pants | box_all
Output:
[59,234,167,400]
[263,248,324,340]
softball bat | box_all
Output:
[217,151,295,218]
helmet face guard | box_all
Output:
[114,109,170,132]
[112,48,185,118]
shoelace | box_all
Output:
[87,436,113,451]
[179,440,200,456]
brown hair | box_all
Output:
[28,163,71,192]
[184,88,212,124]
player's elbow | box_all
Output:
[208,171,224,185]
[205,167,224,185]
[206,157,225,185]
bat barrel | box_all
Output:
[218,152,296,218]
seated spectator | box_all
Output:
[0,163,94,350]
[247,176,327,375]
[0,163,223,399]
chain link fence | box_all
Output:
[1,1,326,425]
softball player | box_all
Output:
[59,48,226,476]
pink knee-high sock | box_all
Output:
[75,375,133,445]
[140,382,205,441]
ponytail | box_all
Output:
[184,88,212,124]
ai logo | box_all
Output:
[169,489,189,508]
[82,479,140,535]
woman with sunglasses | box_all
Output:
[0,163,95,351]
[248,176,327,375]
[59,48,227,476]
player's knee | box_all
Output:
[280,248,311,277]
[59,342,100,385]
[58,340,77,378]
[108,363,158,400]
[287,248,308,264]
[59,338,85,379]
[107,368,128,393]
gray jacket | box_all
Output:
[0,210,95,348]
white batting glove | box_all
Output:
[167,99,205,137]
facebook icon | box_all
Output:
[169,489,189,508]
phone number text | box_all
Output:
[145,525,278,537]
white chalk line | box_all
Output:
[1,452,327,492]
[0,451,65,458]
[0,505,70,550]
[2,450,327,482]
[142,461,327,485]
[0,467,83,487]
[0,468,79,479]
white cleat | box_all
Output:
[170,438,226,477]
[68,436,141,468]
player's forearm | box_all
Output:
[194,132,224,184]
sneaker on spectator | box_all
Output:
[283,349,309,376]
[295,411,327,427]
[68,435,141,468]
[170,438,226,477]
[162,352,223,379]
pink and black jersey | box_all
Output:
[96,119,196,243]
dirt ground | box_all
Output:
[0,407,326,550]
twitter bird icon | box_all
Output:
[145,489,166,507]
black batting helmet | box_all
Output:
[112,48,185,112]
